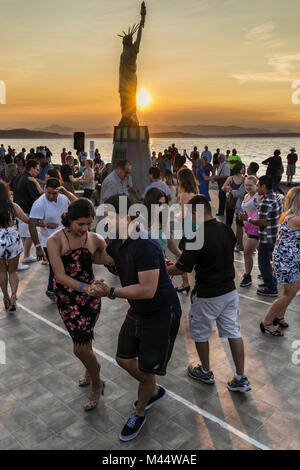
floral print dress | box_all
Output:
[55,231,101,345]
[273,216,300,285]
[0,203,23,260]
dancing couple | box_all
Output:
[47,196,181,442]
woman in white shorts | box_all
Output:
[0,182,41,311]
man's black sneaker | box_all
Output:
[216,213,224,216]
[256,287,278,297]
[240,274,252,287]
[258,283,267,288]
[133,385,167,411]
[119,413,146,442]
[188,364,215,384]
[227,376,251,393]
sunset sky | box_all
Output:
[1,0,300,131]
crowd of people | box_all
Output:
[0,141,299,442]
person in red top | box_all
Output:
[61,148,68,165]
[287,148,298,186]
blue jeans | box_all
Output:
[258,243,277,291]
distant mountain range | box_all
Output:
[151,124,272,135]
[1,124,300,139]
[0,128,70,138]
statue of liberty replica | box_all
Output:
[111,2,151,194]
[118,2,146,127]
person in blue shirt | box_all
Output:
[91,194,181,442]
[38,152,53,188]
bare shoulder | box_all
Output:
[89,232,106,248]
[47,228,64,246]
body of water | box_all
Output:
[1,136,300,182]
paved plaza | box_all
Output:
[0,190,300,451]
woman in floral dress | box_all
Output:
[47,198,113,411]
[260,187,300,336]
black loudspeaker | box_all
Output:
[73,132,85,152]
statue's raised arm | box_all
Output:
[134,2,146,51]
[118,2,147,127]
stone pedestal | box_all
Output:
[111,125,151,195]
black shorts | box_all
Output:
[116,306,180,376]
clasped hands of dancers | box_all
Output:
[85,280,112,298]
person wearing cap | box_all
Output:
[286,148,298,186]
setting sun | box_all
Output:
[137,88,151,108]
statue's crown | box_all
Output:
[118,24,139,39]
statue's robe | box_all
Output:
[119,43,139,127]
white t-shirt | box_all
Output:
[30,194,70,247]
[142,181,171,198]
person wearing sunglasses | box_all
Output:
[100,159,138,204]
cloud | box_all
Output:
[233,23,299,84]
[244,22,285,49]
[233,54,300,83]
[269,54,300,74]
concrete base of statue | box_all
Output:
[111,125,151,195]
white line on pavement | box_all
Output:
[238,293,299,314]
[166,389,271,451]
[238,293,272,306]
[15,301,271,451]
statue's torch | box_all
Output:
[141,2,146,27]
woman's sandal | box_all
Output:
[273,317,289,328]
[260,322,284,337]
[78,375,91,387]
[8,294,17,312]
[83,382,105,412]
[3,297,10,310]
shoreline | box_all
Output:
[2,134,300,140]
